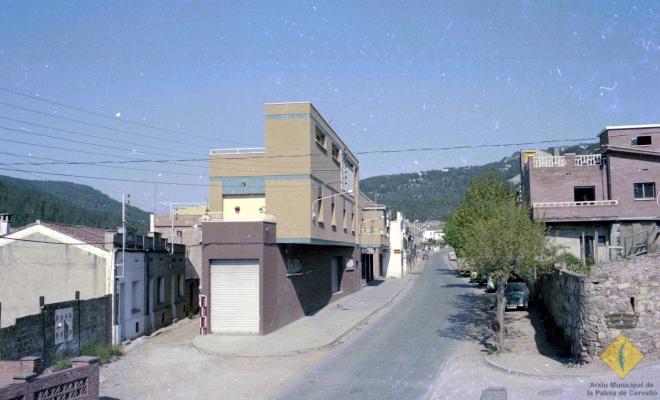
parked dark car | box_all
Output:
[504,282,529,310]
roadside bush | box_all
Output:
[559,253,590,275]
[51,357,72,371]
[80,342,122,364]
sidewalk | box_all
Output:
[192,275,415,357]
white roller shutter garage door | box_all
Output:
[210,259,260,334]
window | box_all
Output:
[574,186,595,202]
[315,186,324,225]
[631,135,652,146]
[178,274,185,297]
[331,143,340,161]
[331,201,336,227]
[286,258,303,275]
[176,230,183,243]
[634,182,656,199]
[598,235,607,245]
[131,280,141,314]
[341,158,355,193]
[343,208,347,231]
[315,126,326,149]
[157,277,165,303]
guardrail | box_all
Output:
[575,154,601,166]
[201,211,276,223]
[533,156,566,168]
[533,200,618,208]
[209,147,266,155]
[532,154,602,168]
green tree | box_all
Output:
[445,173,549,351]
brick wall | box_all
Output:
[0,296,111,366]
[537,255,660,363]
[0,356,99,400]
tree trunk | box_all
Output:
[495,277,507,352]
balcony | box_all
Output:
[532,154,601,168]
[533,200,618,208]
[532,200,619,222]
[201,211,276,223]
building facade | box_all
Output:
[387,212,409,278]
[358,194,390,283]
[0,219,188,343]
[201,102,362,335]
[520,124,660,264]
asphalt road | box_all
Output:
[276,250,470,400]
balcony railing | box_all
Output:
[532,154,601,168]
[533,200,618,208]
[209,147,266,155]
[533,156,566,168]
[201,211,276,223]
[575,154,601,166]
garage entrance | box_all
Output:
[210,259,260,334]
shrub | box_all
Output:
[559,252,590,275]
[51,357,72,371]
[80,342,122,364]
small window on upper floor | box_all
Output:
[634,182,655,199]
[574,186,595,202]
[631,135,652,146]
[315,126,326,149]
[331,143,340,161]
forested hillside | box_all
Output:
[360,143,600,221]
[0,175,149,231]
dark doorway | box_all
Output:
[378,253,383,276]
[574,186,595,202]
[583,235,595,264]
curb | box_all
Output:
[192,274,418,358]
[482,355,660,380]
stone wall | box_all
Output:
[0,295,111,366]
[537,255,659,363]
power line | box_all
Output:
[0,137,600,169]
[0,166,344,188]
[0,115,203,157]
[0,87,258,147]
[0,100,215,151]
[0,151,208,177]
[0,125,188,159]
[0,137,208,171]
[355,138,596,155]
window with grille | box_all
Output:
[634,182,656,199]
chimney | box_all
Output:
[553,147,561,157]
[150,214,155,233]
[0,213,12,236]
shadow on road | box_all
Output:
[436,292,496,351]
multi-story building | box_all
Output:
[200,102,362,335]
[0,217,188,343]
[387,212,409,278]
[150,205,205,315]
[520,124,660,264]
[358,193,390,283]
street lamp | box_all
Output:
[312,189,353,220]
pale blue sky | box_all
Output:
[0,1,658,209]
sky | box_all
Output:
[0,0,659,211]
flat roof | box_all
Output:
[598,124,660,137]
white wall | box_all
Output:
[387,215,405,278]
[117,251,147,341]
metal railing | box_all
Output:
[209,147,266,155]
[201,211,276,223]
[533,200,618,208]
[532,154,602,167]
[533,156,566,168]
[575,154,601,166]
